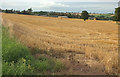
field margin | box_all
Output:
[0,12,2,76]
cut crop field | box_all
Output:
[2,13,118,75]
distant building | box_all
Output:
[40,15,47,17]
[37,14,47,16]
[58,16,68,18]
[88,17,96,20]
[118,1,120,7]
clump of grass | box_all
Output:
[37,56,64,72]
[54,60,64,72]
[116,21,120,25]
[2,26,64,75]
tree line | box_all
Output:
[113,7,120,21]
[1,8,33,15]
[1,8,120,21]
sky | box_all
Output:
[0,0,119,13]
[1,0,119,2]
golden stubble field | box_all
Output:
[2,13,118,75]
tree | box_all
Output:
[0,8,2,12]
[5,9,8,13]
[67,13,72,18]
[81,10,89,21]
[114,7,120,21]
[21,10,28,14]
[27,8,33,15]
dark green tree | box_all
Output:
[114,7,120,21]
[0,8,2,12]
[81,10,89,21]
[5,9,8,13]
[27,8,33,15]
[21,10,28,14]
[67,13,72,18]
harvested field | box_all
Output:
[2,13,118,75]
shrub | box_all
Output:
[2,26,64,75]
[32,56,64,73]
[54,60,64,71]
[2,30,31,62]
[2,58,34,75]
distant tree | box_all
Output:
[16,10,21,14]
[21,10,28,14]
[27,8,33,14]
[0,8,2,12]
[5,9,8,13]
[13,10,16,13]
[10,9,13,13]
[89,15,95,17]
[113,7,120,21]
[4,9,14,13]
[81,10,89,21]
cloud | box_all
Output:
[1,0,29,10]
[29,1,70,11]
[1,0,70,11]
[25,0,119,2]
[1,0,118,12]
[21,0,119,2]
[30,1,69,8]
[96,0,119,2]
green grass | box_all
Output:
[91,14,114,20]
[2,26,64,75]
[93,14,113,17]
[116,22,120,25]
[0,25,2,77]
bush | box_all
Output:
[54,60,64,71]
[2,26,64,75]
[32,56,64,73]
[2,58,34,75]
[2,28,31,62]
[2,27,35,75]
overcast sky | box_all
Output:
[1,0,119,2]
[1,0,119,12]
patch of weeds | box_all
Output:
[53,60,65,72]
[2,26,32,63]
[2,26,65,75]
[2,58,34,75]
[116,21,120,25]
[32,56,64,74]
